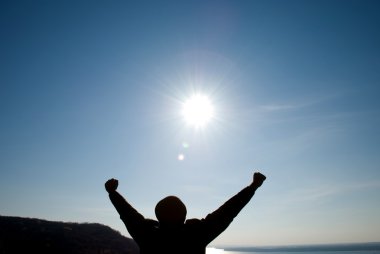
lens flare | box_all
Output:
[178,154,185,161]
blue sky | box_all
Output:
[1,0,379,247]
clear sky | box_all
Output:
[1,0,380,247]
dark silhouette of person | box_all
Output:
[105,172,266,254]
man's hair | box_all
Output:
[155,196,187,225]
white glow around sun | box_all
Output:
[182,94,214,128]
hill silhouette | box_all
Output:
[0,215,139,254]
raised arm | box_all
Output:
[201,172,266,244]
[105,178,146,239]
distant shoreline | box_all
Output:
[220,242,380,252]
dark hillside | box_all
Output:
[0,215,139,254]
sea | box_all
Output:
[223,252,379,254]
[220,250,380,254]
[206,243,380,254]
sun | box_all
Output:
[182,94,214,128]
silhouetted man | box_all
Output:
[105,172,266,254]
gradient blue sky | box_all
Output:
[1,0,380,247]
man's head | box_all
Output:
[155,196,187,226]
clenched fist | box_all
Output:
[105,178,118,193]
[252,172,266,188]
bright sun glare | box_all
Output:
[182,94,214,128]
[206,247,224,254]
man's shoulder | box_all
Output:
[144,218,159,226]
